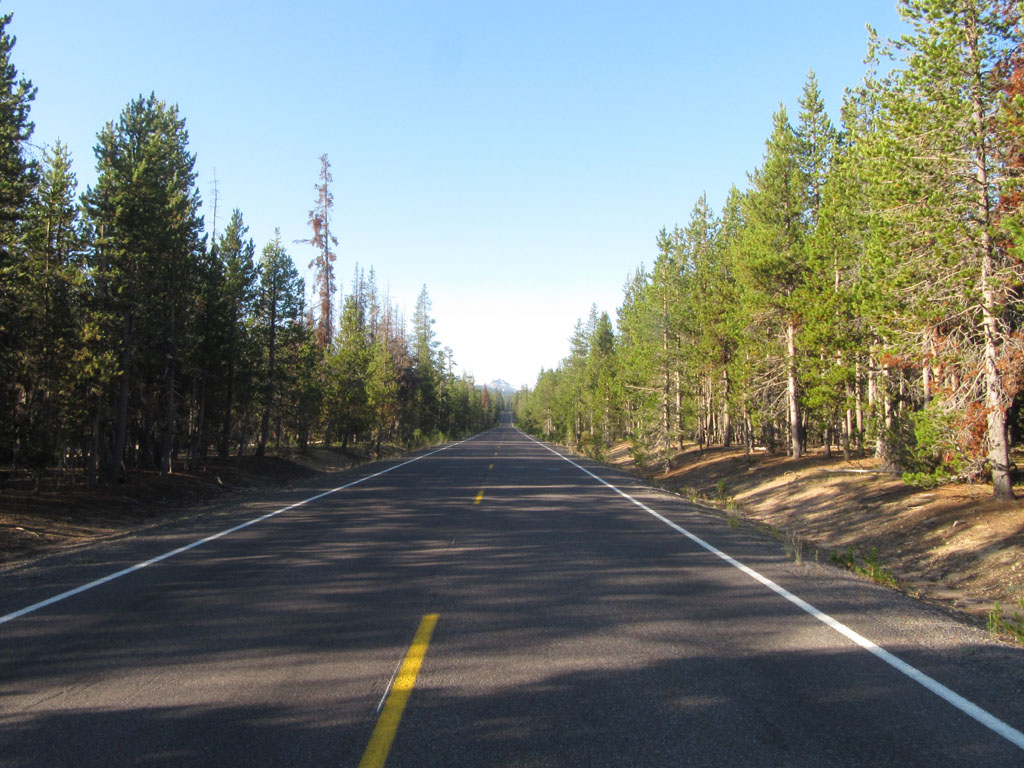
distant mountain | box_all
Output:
[485,379,519,396]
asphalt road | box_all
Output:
[2,419,1023,767]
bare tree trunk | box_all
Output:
[108,313,133,485]
[219,358,235,457]
[188,368,207,470]
[983,280,1013,497]
[855,359,865,456]
[86,399,102,488]
[744,410,752,459]
[787,320,802,459]
[662,339,671,460]
[876,364,894,464]
[721,369,732,448]
[257,306,278,458]
[675,369,684,450]
[843,387,853,462]
[968,15,1014,498]
[706,382,716,447]
[159,327,176,476]
[922,331,933,405]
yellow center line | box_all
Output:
[358,614,440,768]
[474,490,484,505]
[488,463,494,470]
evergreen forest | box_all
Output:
[514,0,1024,499]
[0,12,501,489]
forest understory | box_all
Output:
[606,442,1024,639]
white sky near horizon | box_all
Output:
[10,1,908,389]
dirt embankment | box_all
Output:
[608,442,1024,632]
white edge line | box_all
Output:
[521,430,1024,753]
[0,437,477,627]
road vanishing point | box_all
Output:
[2,416,1023,767]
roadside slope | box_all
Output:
[605,442,1024,633]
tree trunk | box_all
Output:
[876,364,895,465]
[721,369,732,448]
[843,386,853,462]
[159,323,176,476]
[86,399,102,489]
[219,357,235,457]
[257,307,278,458]
[188,368,207,471]
[786,320,802,459]
[709,378,715,447]
[855,359,865,456]
[968,14,1014,499]
[662,325,671,459]
[745,407,753,459]
[108,312,133,485]
[675,369,684,450]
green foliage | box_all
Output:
[900,399,969,487]
[212,209,259,457]
[5,1,1024,495]
[987,598,1024,644]
[715,479,729,501]
[0,14,498,482]
[324,295,370,447]
[83,92,206,478]
[514,1,1024,503]
[0,9,37,469]
[830,546,898,588]
[253,230,303,456]
[740,105,808,314]
[11,141,83,479]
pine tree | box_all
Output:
[615,265,661,463]
[583,309,617,452]
[366,333,399,458]
[682,194,724,447]
[17,141,81,482]
[715,186,755,453]
[869,0,1022,496]
[83,93,205,480]
[208,209,258,457]
[254,230,303,457]
[279,316,322,451]
[0,9,36,466]
[325,294,370,448]
[411,285,440,435]
[740,105,810,458]
[795,71,843,454]
[804,87,876,459]
[797,71,838,228]
[650,228,687,458]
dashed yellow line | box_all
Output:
[358,614,440,768]
[474,490,485,505]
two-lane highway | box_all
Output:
[2,421,1023,766]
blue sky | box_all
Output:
[9,1,907,388]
